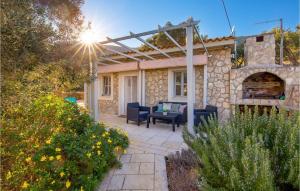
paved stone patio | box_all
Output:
[97,114,187,191]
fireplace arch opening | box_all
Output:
[242,72,285,99]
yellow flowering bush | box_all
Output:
[1,95,129,190]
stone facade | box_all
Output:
[244,33,276,66]
[207,49,232,122]
[145,69,168,107]
[230,65,300,110]
[98,73,119,115]
[194,66,204,108]
[97,49,233,122]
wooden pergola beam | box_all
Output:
[98,44,141,62]
[130,32,172,59]
[99,20,199,44]
[98,56,122,64]
[106,37,155,60]
[159,25,186,55]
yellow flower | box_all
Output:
[21,181,29,189]
[92,146,95,149]
[97,150,101,155]
[80,186,84,191]
[68,117,71,121]
[56,155,62,160]
[25,157,31,163]
[60,172,65,177]
[65,180,71,188]
[6,171,12,180]
[40,155,47,161]
[92,134,96,138]
[123,149,127,154]
[107,139,112,144]
[96,141,101,146]
[49,156,54,161]
[51,180,55,184]
[34,144,39,148]
[46,139,51,144]
[96,145,100,149]
[55,148,61,152]
[86,153,91,158]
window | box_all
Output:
[102,76,111,96]
[174,71,187,97]
[256,36,264,42]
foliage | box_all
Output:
[184,107,300,191]
[1,0,89,117]
[272,25,300,64]
[1,95,129,191]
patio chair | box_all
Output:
[194,105,218,126]
[126,102,150,126]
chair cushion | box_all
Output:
[170,104,180,113]
[179,105,187,113]
[139,111,149,115]
[157,104,163,112]
[163,103,172,111]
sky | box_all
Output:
[82,0,299,46]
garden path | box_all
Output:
[97,114,187,191]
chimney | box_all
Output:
[244,33,276,66]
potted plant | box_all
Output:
[163,109,168,116]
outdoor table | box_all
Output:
[146,112,180,132]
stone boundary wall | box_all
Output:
[230,65,300,110]
[98,73,119,115]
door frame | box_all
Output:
[118,71,141,116]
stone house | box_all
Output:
[85,32,299,124]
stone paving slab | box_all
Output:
[98,114,186,191]
[123,175,154,190]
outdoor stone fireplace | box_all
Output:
[230,33,300,110]
[242,72,285,99]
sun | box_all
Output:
[79,29,98,45]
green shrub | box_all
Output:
[1,94,129,190]
[184,107,299,191]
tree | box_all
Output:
[272,25,299,65]
[1,0,88,115]
[139,22,207,52]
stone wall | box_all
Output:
[244,33,276,66]
[207,49,232,122]
[144,66,205,108]
[230,65,300,110]
[145,69,168,106]
[195,66,204,108]
[98,73,119,115]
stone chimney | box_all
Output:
[244,33,276,66]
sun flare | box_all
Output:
[79,30,98,45]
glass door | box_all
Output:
[124,76,138,115]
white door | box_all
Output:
[123,76,138,115]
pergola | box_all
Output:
[88,17,209,134]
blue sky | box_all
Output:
[82,0,299,46]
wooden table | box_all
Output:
[146,112,180,132]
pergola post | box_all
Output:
[186,23,195,134]
[93,77,99,122]
[89,61,99,122]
